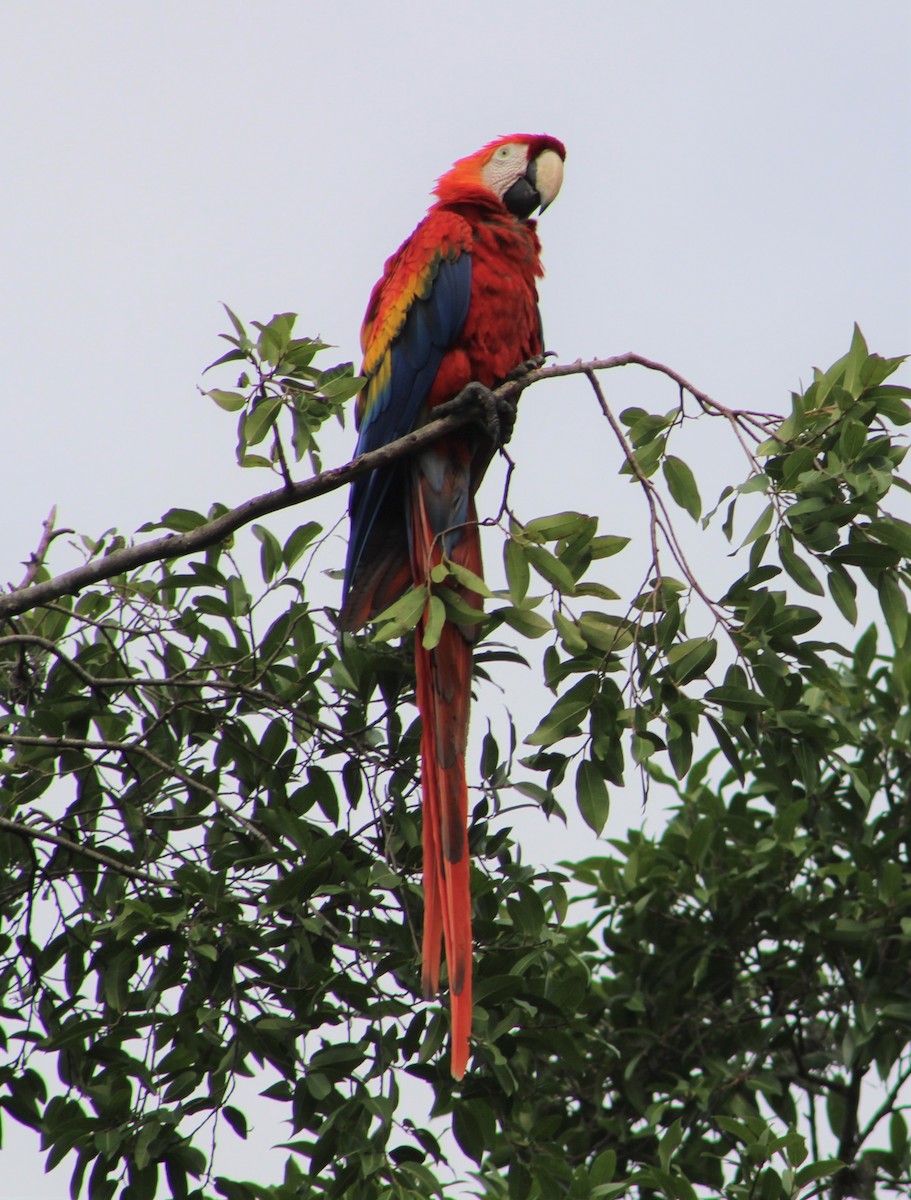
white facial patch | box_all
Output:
[480,142,530,201]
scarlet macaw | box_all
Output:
[340,134,565,1077]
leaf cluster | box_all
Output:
[204,308,363,477]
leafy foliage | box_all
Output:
[0,318,909,1199]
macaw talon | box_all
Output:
[451,380,517,447]
[503,352,551,383]
[493,392,518,446]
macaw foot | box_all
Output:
[445,381,517,447]
[503,352,551,383]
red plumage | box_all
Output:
[341,134,564,1076]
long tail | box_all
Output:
[410,448,481,1079]
[415,620,473,1078]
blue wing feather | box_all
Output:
[343,253,472,606]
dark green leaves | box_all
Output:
[5,322,911,1200]
[666,636,717,685]
[526,675,598,747]
[575,759,610,834]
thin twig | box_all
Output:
[0,814,170,888]
[0,731,271,850]
[585,368,738,640]
[13,506,73,591]
[0,633,102,691]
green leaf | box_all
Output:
[663,456,702,521]
[437,587,485,626]
[878,571,908,645]
[778,527,824,596]
[524,511,591,540]
[590,1150,617,1187]
[741,503,774,547]
[890,1111,908,1161]
[554,611,588,654]
[243,397,283,446]
[657,1118,683,1173]
[156,507,207,533]
[827,565,857,624]
[223,1105,248,1139]
[574,582,621,601]
[504,538,530,604]
[525,545,577,594]
[666,716,693,778]
[621,435,665,478]
[867,518,911,558]
[204,346,248,372]
[500,605,552,638]
[255,312,296,364]
[252,524,283,584]
[589,534,630,560]
[576,759,610,834]
[666,636,717,684]
[794,1159,843,1187]
[222,301,249,343]
[444,558,493,598]
[307,765,339,827]
[422,595,446,650]
[283,521,322,569]
[318,372,364,403]
[837,418,867,461]
[526,675,599,746]
[843,322,869,399]
[865,384,911,425]
[705,685,769,712]
[830,540,901,568]
[206,388,248,412]
[578,611,634,652]
[452,1099,495,1165]
[371,585,427,641]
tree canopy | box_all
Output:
[1,315,910,1200]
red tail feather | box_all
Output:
[411,466,482,1078]
[415,623,473,1078]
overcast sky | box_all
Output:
[3,2,910,1195]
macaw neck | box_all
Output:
[439,196,539,242]
[434,186,507,215]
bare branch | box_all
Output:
[12,506,74,591]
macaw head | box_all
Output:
[434,134,565,219]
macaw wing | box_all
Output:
[342,221,472,614]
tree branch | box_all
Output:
[0,357,776,622]
[0,814,171,888]
[0,392,496,622]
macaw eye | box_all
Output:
[497,147,511,158]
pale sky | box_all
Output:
[2,2,910,1194]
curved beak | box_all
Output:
[533,148,564,213]
[503,147,564,219]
